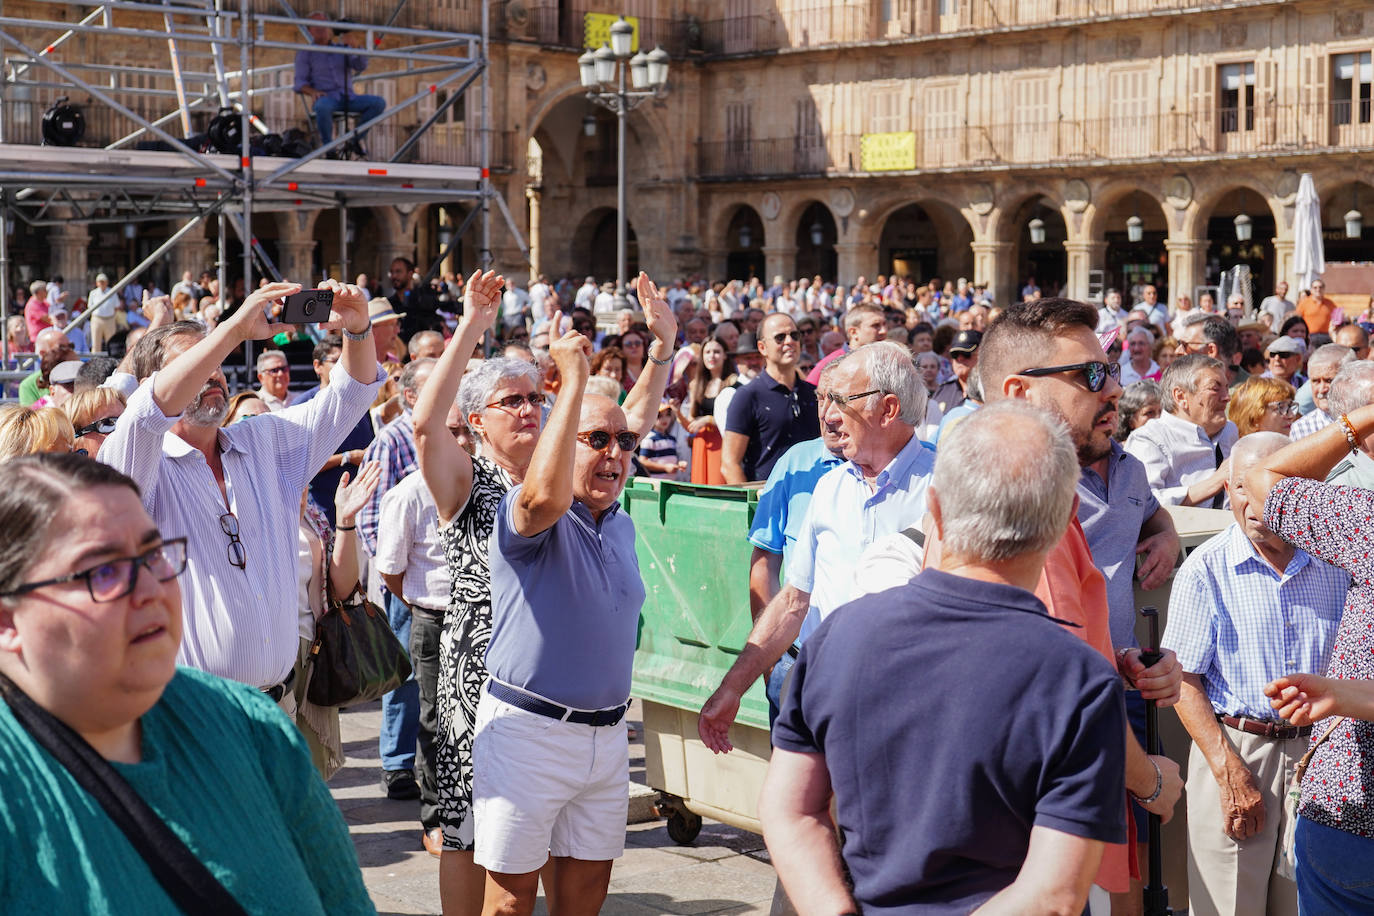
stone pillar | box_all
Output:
[970,240,1014,305]
[1164,238,1208,310]
[702,247,729,281]
[834,242,875,286]
[277,240,317,284]
[1272,237,1295,294]
[48,215,90,300]
[762,245,795,286]
[1063,239,1107,303]
[525,189,542,280]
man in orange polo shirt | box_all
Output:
[1295,278,1338,335]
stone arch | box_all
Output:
[999,190,1071,297]
[1184,181,1286,240]
[711,201,767,250]
[869,197,976,283]
[526,81,675,187]
[1079,180,1171,242]
[570,205,637,283]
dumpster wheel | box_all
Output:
[656,793,703,845]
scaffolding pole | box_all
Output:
[479,0,490,268]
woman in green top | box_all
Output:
[0,453,374,915]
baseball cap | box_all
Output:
[949,330,983,355]
[49,360,83,386]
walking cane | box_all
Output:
[1139,605,1172,916]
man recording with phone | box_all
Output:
[99,280,384,704]
[294,11,385,155]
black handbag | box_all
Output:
[306,588,412,707]
[0,673,250,915]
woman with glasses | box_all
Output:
[0,453,373,912]
[64,387,126,458]
[619,329,649,388]
[1227,376,1299,437]
[413,270,677,914]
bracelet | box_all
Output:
[336,524,356,531]
[1129,757,1163,804]
[342,323,372,342]
[647,348,674,366]
[1340,413,1361,452]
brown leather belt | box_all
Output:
[1218,714,1312,740]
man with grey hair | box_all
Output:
[254,348,294,411]
[1164,432,1347,916]
[699,341,935,752]
[1290,343,1355,438]
[1324,360,1374,489]
[408,329,445,361]
[1119,326,1159,387]
[1127,353,1238,507]
[761,400,1127,915]
[358,355,436,800]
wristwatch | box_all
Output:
[343,323,372,341]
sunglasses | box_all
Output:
[75,417,119,438]
[485,392,546,411]
[771,330,803,344]
[0,538,187,603]
[1019,360,1121,392]
[576,429,641,453]
[1266,351,1299,360]
[219,511,247,570]
[260,366,290,375]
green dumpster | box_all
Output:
[622,478,772,842]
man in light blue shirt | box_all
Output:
[700,342,935,751]
[1163,432,1347,916]
[293,13,386,149]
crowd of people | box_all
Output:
[2,257,1374,916]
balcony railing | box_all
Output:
[697,0,1284,55]
[696,103,1374,179]
[500,6,692,56]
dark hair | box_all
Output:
[126,320,205,382]
[312,334,344,364]
[1240,347,1265,374]
[1116,380,1161,441]
[0,454,140,596]
[75,356,120,393]
[1279,315,1310,342]
[979,298,1100,399]
[910,322,934,337]
[1181,313,1241,360]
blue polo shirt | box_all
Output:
[724,371,820,482]
[747,437,846,563]
[486,487,646,710]
[1076,440,1161,649]
[774,569,1127,914]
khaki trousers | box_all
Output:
[1185,725,1305,916]
[88,313,118,353]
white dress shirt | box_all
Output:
[1119,359,1159,388]
[1124,409,1238,507]
[374,472,449,611]
[255,386,294,412]
[100,366,382,688]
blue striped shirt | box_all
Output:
[1162,523,1348,718]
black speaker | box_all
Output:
[205,107,243,154]
[41,97,85,146]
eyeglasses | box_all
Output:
[823,388,885,408]
[620,337,644,348]
[260,365,290,375]
[1018,360,1121,392]
[219,512,247,570]
[485,392,546,411]
[0,538,187,603]
[74,417,119,438]
[1266,351,1300,360]
[1177,339,1210,353]
[771,330,803,344]
[951,350,977,361]
[576,429,641,453]
[1265,400,1301,417]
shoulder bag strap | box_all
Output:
[0,674,250,916]
[1295,716,1346,785]
[900,526,926,548]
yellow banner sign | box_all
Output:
[584,12,640,52]
[860,132,916,172]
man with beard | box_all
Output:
[100,279,382,701]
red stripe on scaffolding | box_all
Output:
[367,168,387,175]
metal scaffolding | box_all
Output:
[0,0,524,368]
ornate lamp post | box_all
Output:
[578,19,670,308]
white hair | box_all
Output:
[456,356,540,438]
[1308,343,1356,379]
[1160,353,1226,413]
[836,340,928,426]
[1127,326,1155,346]
[255,348,287,372]
[933,401,1079,561]
[1327,360,1374,420]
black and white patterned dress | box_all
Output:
[436,456,514,850]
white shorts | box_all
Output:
[472,689,629,874]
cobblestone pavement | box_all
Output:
[330,700,777,915]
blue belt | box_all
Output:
[487,680,628,727]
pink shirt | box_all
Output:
[24,296,51,343]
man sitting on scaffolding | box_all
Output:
[294,11,386,158]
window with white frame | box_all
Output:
[1219,62,1255,133]
[1333,52,1372,125]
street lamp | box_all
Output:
[1028,217,1046,245]
[1346,186,1363,239]
[580,18,670,308]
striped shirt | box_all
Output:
[100,366,382,688]
[358,410,416,555]
[1290,408,1333,441]
[1162,522,1347,718]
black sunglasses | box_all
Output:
[75,417,119,438]
[219,511,247,570]
[0,538,187,603]
[1018,360,1121,392]
[576,429,641,453]
[771,330,802,344]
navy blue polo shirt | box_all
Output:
[724,371,820,482]
[773,568,1127,915]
